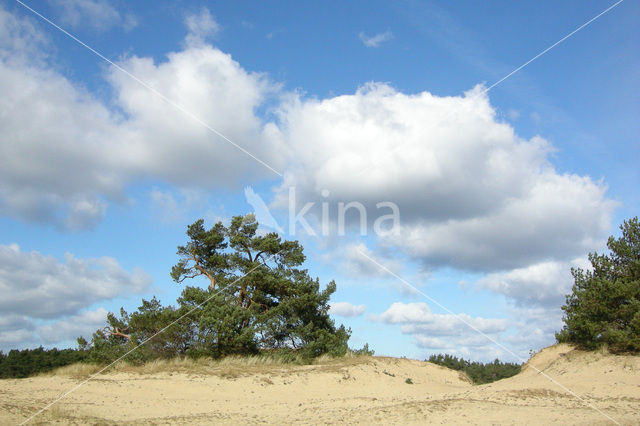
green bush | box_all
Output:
[556,217,640,353]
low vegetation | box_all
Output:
[427,353,521,384]
[2,348,373,380]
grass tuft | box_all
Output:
[44,351,376,380]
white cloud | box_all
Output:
[272,82,614,272]
[378,302,508,334]
[185,7,221,46]
[358,31,393,48]
[0,308,110,351]
[0,6,279,229]
[386,172,613,271]
[107,45,279,183]
[0,243,148,351]
[0,57,122,229]
[49,0,137,32]
[64,198,108,230]
[0,244,150,319]
[0,6,48,61]
[0,315,37,350]
[376,302,512,360]
[476,257,590,307]
[375,301,570,362]
[502,305,565,358]
[0,4,615,283]
[329,302,366,317]
[37,308,109,344]
[0,16,129,229]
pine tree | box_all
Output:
[556,217,640,353]
[81,214,350,361]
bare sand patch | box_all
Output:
[1,344,638,425]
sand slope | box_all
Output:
[1,344,639,425]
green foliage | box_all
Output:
[351,343,375,356]
[556,217,640,353]
[0,347,87,379]
[405,377,413,384]
[81,214,351,363]
[427,353,521,384]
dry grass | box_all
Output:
[31,405,69,424]
[30,405,113,426]
[43,351,374,380]
[39,362,102,380]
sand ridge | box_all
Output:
[1,344,638,425]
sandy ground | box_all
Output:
[1,344,639,425]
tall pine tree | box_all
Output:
[556,217,640,353]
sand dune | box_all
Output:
[1,344,638,425]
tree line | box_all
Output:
[426,353,521,384]
[0,347,87,379]
[1,215,637,380]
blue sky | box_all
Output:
[0,0,637,361]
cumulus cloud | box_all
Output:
[376,302,512,360]
[49,0,137,32]
[329,302,366,317]
[0,244,150,319]
[0,53,121,229]
[0,4,615,290]
[0,5,279,229]
[378,302,508,334]
[37,308,109,344]
[272,82,614,272]
[0,315,37,350]
[386,173,613,271]
[107,45,278,182]
[358,31,393,48]
[476,258,590,307]
[0,244,148,351]
[376,301,569,361]
[0,308,110,351]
